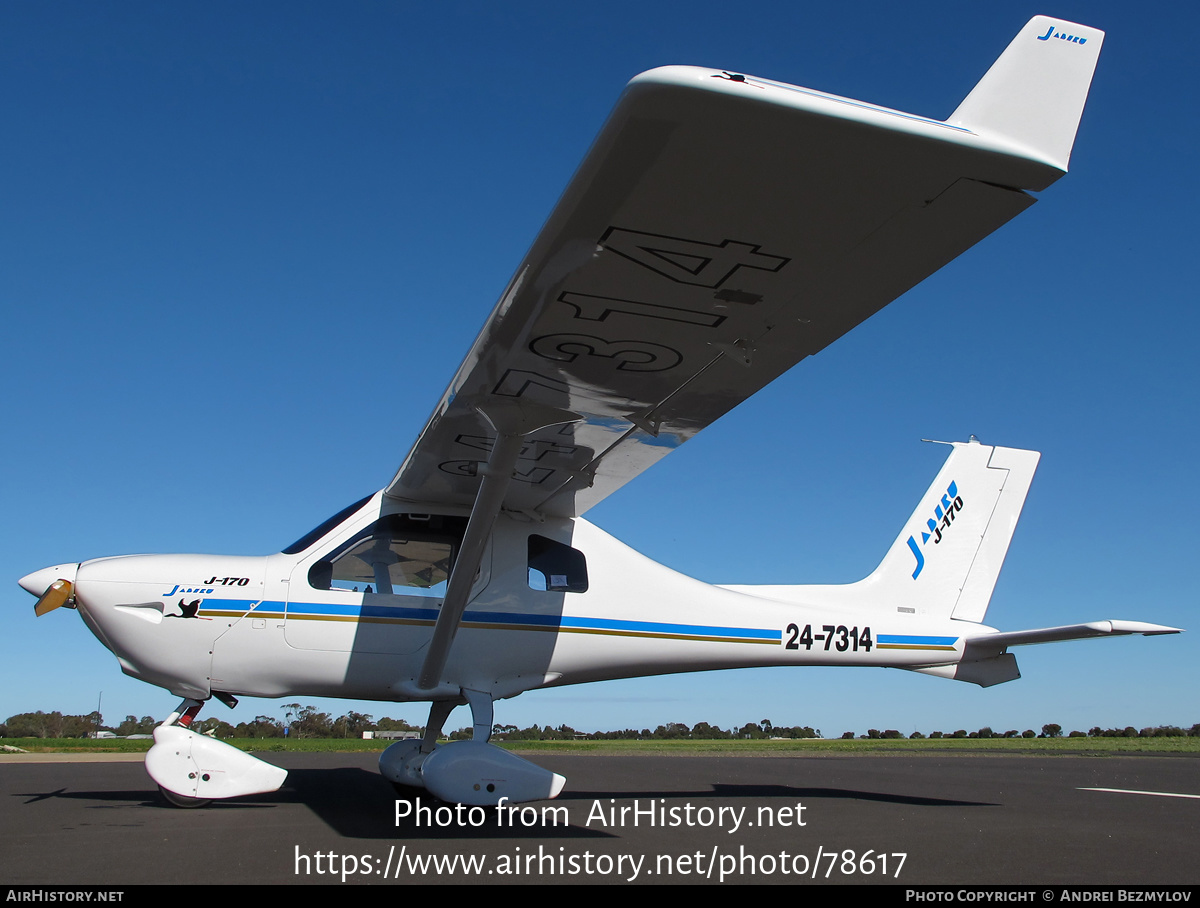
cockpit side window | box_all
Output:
[308,514,467,598]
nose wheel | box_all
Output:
[157,785,212,809]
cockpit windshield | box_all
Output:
[281,494,373,554]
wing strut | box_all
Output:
[417,400,580,690]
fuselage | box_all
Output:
[26,493,982,706]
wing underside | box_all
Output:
[386,21,1102,517]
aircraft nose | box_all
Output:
[19,563,79,597]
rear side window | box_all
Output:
[528,534,588,593]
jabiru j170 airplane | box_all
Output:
[18,16,1181,808]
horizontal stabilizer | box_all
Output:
[964,620,1182,660]
[949,16,1104,172]
[909,621,1180,688]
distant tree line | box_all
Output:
[1,710,816,741]
[839,723,1200,740]
[189,708,421,740]
[480,720,821,741]
[0,708,422,740]
[2,711,103,738]
[4,709,1198,742]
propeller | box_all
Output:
[33,579,75,616]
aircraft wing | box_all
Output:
[385,17,1103,517]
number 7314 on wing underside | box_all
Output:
[19,15,1180,807]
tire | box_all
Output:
[158,785,213,808]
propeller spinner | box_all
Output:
[19,564,79,615]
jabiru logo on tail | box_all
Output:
[906,480,965,579]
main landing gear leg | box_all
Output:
[463,688,493,743]
[421,700,457,753]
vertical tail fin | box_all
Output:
[722,440,1039,624]
[864,438,1039,623]
[948,16,1104,172]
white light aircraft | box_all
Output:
[19,16,1180,808]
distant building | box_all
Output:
[363,731,420,740]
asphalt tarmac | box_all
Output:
[1,751,1196,885]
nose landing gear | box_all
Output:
[146,698,288,807]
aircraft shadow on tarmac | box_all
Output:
[560,784,998,808]
[15,770,998,841]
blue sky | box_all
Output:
[2,1,1195,738]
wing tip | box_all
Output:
[948,15,1105,173]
